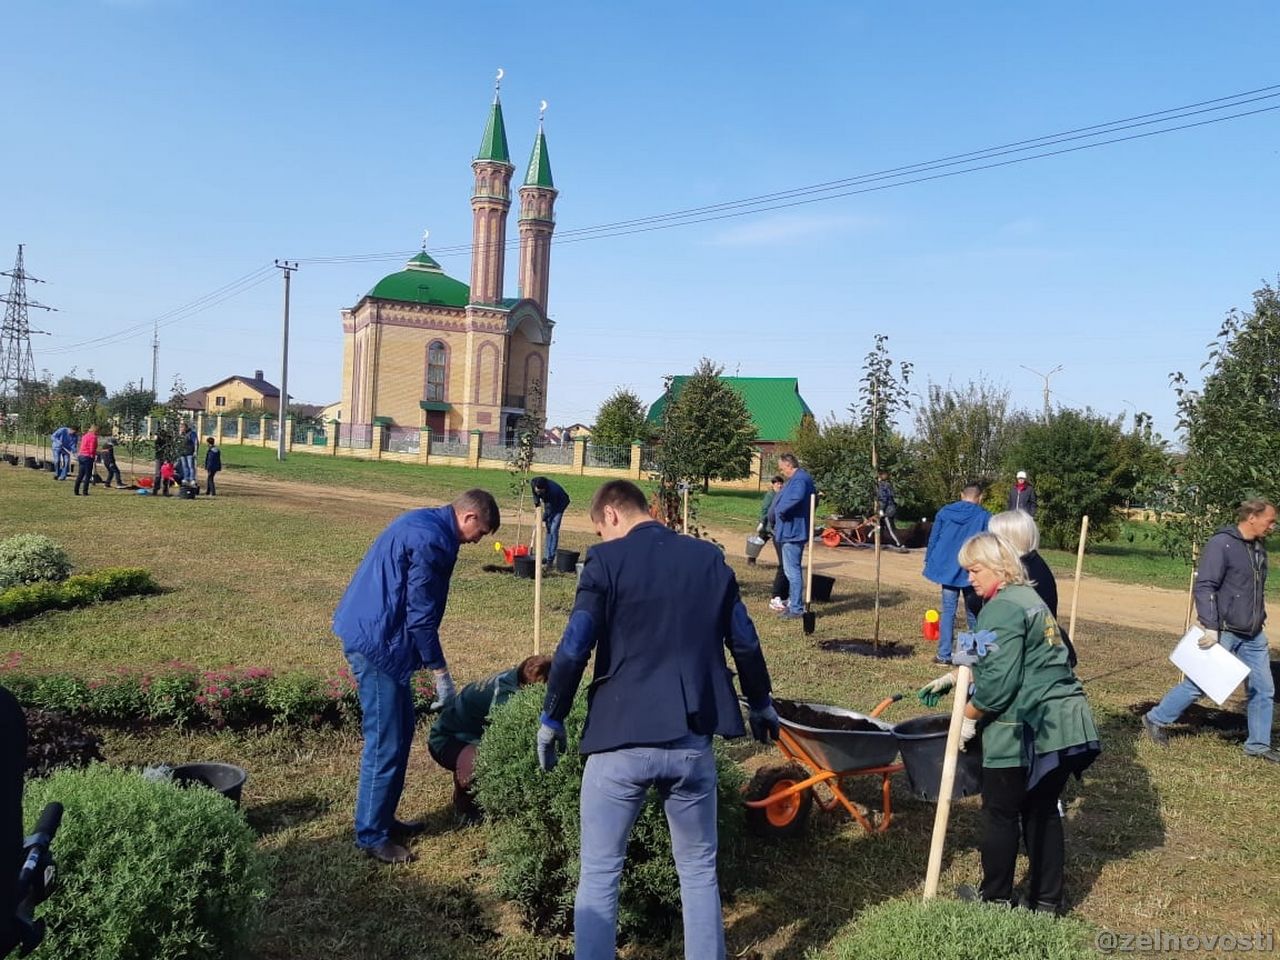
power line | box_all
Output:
[39,83,1280,358]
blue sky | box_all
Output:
[4,1,1279,439]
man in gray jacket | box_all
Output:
[1144,498,1278,762]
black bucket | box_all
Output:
[171,762,247,807]
[554,549,580,573]
[811,574,835,602]
[179,482,198,500]
[513,555,537,579]
[892,714,983,802]
[24,456,39,469]
[44,460,55,472]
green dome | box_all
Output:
[367,253,470,308]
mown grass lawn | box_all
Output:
[3,463,1279,958]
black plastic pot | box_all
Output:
[892,714,983,802]
[513,555,537,579]
[811,574,835,602]
[554,549,580,573]
[44,460,55,471]
[171,762,247,807]
[24,457,38,469]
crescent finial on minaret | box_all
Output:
[539,99,548,124]
[421,229,430,251]
[495,67,504,92]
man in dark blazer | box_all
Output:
[536,480,779,960]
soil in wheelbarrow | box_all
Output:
[817,638,914,659]
[774,698,883,733]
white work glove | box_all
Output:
[959,716,979,751]
[1197,628,1220,651]
[430,669,457,710]
[756,523,765,535]
[916,673,957,708]
[536,718,567,772]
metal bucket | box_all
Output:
[745,536,766,560]
[892,714,984,801]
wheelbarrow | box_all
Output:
[744,695,905,838]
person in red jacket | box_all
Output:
[159,460,177,496]
[73,426,98,497]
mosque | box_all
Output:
[338,86,557,442]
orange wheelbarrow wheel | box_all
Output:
[744,764,813,839]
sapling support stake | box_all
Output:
[923,663,973,900]
[533,503,543,655]
[682,483,689,534]
[1067,515,1089,643]
[1183,542,1199,634]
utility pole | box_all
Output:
[1020,364,1062,421]
[275,260,298,461]
[150,320,159,395]
[0,245,56,404]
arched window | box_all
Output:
[426,341,447,402]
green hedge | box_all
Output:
[1,663,437,729]
[0,568,159,624]
[820,899,1097,960]
[0,533,72,589]
[472,685,747,942]
[24,765,270,959]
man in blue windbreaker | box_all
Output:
[772,453,817,619]
[531,475,571,570]
[922,482,991,665]
[333,488,500,864]
[535,479,779,959]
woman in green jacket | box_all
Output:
[920,532,1100,913]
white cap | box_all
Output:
[1016,470,1028,479]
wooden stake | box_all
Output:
[533,504,543,655]
[682,484,689,533]
[923,663,972,900]
[1067,515,1089,642]
[1183,543,1199,633]
[805,493,816,606]
[872,512,883,647]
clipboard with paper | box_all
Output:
[1169,626,1250,706]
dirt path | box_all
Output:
[219,473,1280,636]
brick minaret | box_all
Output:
[517,118,557,311]
[470,92,514,306]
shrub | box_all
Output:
[23,765,270,959]
[0,534,72,589]
[821,899,1097,960]
[473,685,747,941]
[23,709,105,777]
[0,568,159,624]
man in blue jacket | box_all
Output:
[333,488,500,864]
[531,475,571,570]
[772,453,817,618]
[50,426,75,481]
[1144,498,1279,762]
[535,480,779,960]
[923,483,991,665]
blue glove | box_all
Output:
[536,716,567,772]
[748,700,781,744]
[952,630,999,666]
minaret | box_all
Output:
[517,103,558,311]
[470,74,514,306]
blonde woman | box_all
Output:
[917,532,1099,913]
[986,510,1077,666]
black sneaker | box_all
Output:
[956,884,1012,908]
[1246,748,1280,763]
[364,841,416,865]
[933,656,950,666]
[1141,713,1169,747]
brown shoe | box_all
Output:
[364,842,416,865]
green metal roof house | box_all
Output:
[646,377,813,448]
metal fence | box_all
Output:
[532,442,573,466]
[243,419,261,440]
[222,418,238,438]
[429,433,469,458]
[339,423,372,449]
[586,443,631,469]
[386,426,420,454]
[480,437,511,461]
[265,421,279,442]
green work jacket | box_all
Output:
[428,666,519,755]
[969,583,1099,769]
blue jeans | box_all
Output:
[938,585,977,661]
[180,454,196,482]
[1148,630,1275,755]
[781,541,806,614]
[348,651,416,847]
[576,734,723,960]
[55,450,71,480]
[544,510,564,564]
